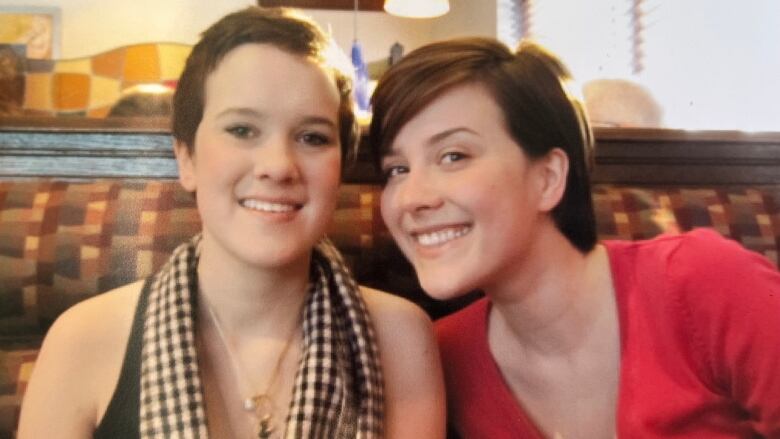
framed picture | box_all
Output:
[0,6,60,59]
[258,0,384,11]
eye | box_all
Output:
[299,131,334,146]
[441,151,467,164]
[225,124,257,139]
[381,164,409,182]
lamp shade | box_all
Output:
[384,0,450,18]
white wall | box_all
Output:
[640,0,780,131]
[429,0,497,42]
[0,0,438,62]
[528,0,634,82]
[497,0,780,131]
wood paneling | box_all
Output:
[590,127,780,185]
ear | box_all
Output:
[173,140,197,192]
[534,147,569,213]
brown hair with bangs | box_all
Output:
[172,6,357,161]
[368,37,597,252]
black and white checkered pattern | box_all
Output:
[140,236,208,438]
[139,235,384,438]
[287,239,384,438]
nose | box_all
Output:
[253,135,300,183]
[394,168,444,214]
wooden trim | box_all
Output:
[591,127,780,185]
[0,116,170,133]
[2,124,779,184]
[0,130,175,179]
[592,127,780,144]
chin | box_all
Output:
[224,237,314,272]
[251,244,315,267]
[417,273,475,302]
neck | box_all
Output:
[196,232,312,334]
[487,228,614,357]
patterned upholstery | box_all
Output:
[1,179,779,437]
[592,185,780,264]
[0,349,35,438]
[0,181,198,342]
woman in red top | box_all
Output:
[369,37,780,438]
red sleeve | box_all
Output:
[669,229,780,436]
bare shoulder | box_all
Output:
[359,286,438,357]
[360,286,432,332]
[17,280,144,439]
[359,286,446,438]
[359,286,437,365]
[49,280,143,353]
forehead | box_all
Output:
[389,83,506,151]
[203,43,340,114]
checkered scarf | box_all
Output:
[139,234,384,438]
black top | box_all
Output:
[93,279,150,438]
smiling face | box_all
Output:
[175,43,342,273]
[380,83,563,300]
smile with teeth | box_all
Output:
[240,198,300,213]
[413,225,471,247]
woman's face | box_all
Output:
[175,43,342,272]
[380,83,554,300]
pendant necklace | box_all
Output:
[204,296,301,439]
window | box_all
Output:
[499,0,780,131]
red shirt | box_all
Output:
[436,229,780,438]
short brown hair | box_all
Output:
[369,38,597,252]
[172,6,357,161]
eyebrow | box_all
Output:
[428,127,478,144]
[215,107,264,119]
[299,116,338,129]
[215,107,337,129]
[385,126,479,158]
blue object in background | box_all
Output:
[351,40,370,113]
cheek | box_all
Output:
[449,172,498,211]
[310,153,342,199]
[476,163,527,200]
[379,188,399,230]
[323,153,342,187]
[191,136,238,181]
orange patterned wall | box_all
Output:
[22,43,191,117]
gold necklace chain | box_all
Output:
[203,296,301,439]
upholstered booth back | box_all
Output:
[1,125,779,437]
